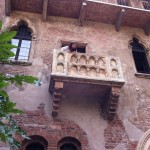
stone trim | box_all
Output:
[0,60,32,66]
[3,17,37,40]
[135,73,150,79]
[136,129,150,150]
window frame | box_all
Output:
[130,37,150,75]
[11,24,32,62]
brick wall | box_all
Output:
[104,116,138,150]
[0,10,150,150]
[14,104,89,150]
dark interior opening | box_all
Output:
[61,41,86,53]
[26,142,44,150]
[132,51,150,73]
[60,143,77,150]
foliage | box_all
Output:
[0,21,39,149]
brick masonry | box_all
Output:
[14,104,89,150]
[104,116,138,150]
[0,1,150,150]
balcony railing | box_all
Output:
[142,1,150,10]
[117,0,129,6]
[51,49,124,84]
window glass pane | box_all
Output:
[11,39,19,46]
[18,40,31,61]
[9,39,19,60]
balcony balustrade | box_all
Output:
[51,49,124,83]
[49,50,125,120]
[117,0,129,6]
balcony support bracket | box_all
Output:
[101,86,121,121]
[5,0,11,16]
[115,9,125,32]
[144,19,150,36]
[50,78,64,117]
[79,2,87,26]
[42,0,49,21]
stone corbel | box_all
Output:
[115,9,125,32]
[79,2,87,26]
[5,0,11,16]
[42,0,49,21]
[101,86,121,121]
[50,79,64,117]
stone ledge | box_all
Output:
[0,60,32,66]
[135,73,150,79]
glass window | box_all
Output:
[10,24,32,61]
[130,38,150,74]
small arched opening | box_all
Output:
[21,135,48,150]
[58,137,81,150]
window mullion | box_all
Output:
[15,39,22,60]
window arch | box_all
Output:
[58,137,81,150]
[21,135,48,150]
[130,37,150,74]
[10,21,32,61]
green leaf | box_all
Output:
[0,31,17,43]
[0,43,17,49]
[0,133,7,143]
[0,48,15,60]
[0,81,9,89]
[0,21,2,30]
[0,91,9,99]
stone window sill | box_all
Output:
[135,73,150,79]
[0,60,32,66]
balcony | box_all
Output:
[49,50,125,120]
[7,0,150,35]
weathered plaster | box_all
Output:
[123,119,144,141]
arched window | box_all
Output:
[26,142,45,150]
[10,23,32,61]
[21,135,48,150]
[130,38,150,74]
[58,137,81,150]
